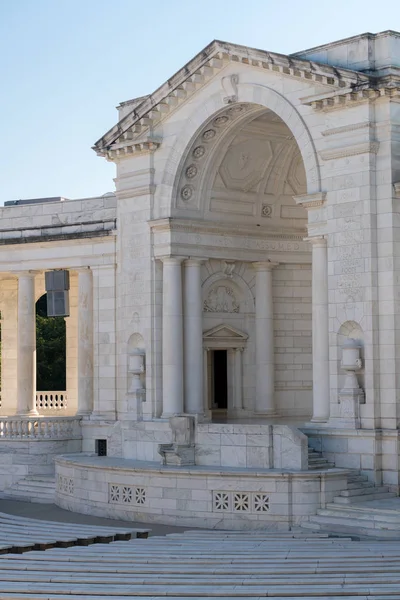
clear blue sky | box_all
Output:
[0,0,397,204]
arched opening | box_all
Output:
[35,294,66,412]
[175,103,312,422]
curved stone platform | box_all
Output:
[55,454,351,530]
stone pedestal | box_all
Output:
[127,351,145,419]
[158,415,195,466]
[336,339,365,429]
[337,389,365,429]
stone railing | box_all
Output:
[0,417,81,440]
[36,392,67,411]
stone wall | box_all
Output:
[274,264,312,417]
[55,454,349,530]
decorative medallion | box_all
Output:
[228,104,244,114]
[214,115,229,126]
[202,129,216,141]
[180,185,193,201]
[192,145,205,159]
[204,285,239,313]
[261,204,273,218]
[185,164,198,179]
[212,490,270,513]
[108,483,147,506]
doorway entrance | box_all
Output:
[212,350,228,410]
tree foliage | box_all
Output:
[36,295,66,391]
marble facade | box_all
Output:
[1,30,400,527]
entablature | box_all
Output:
[149,218,311,264]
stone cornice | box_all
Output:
[319,141,380,161]
[321,122,373,137]
[301,83,400,111]
[115,186,155,199]
[105,138,161,162]
[293,192,326,210]
[394,182,400,198]
[93,41,367,157]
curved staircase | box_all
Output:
[0,476,55,503]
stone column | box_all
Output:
[162,257,184,417]
[76,268,93,416]
[234,348,243,410]
[17,272,38,415]
[309,236,330,422]
[253,262,277,414]
[183,259,204,414]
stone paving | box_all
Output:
[2,525,400,597]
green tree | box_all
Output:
[36,295,66,390]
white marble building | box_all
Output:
[1,30,400,529]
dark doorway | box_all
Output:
[213,350,228,410]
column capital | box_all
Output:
[160,256,186,265]
[184,258,205,267]
[252,261,279,272]
[75,266,92,274]
[304,235,327,247]
[294,192,327,210]
[89,264,116,272]
[14,270,38,279]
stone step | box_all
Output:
[319,508,400,529]
[0,488,55,503]
[333,491,397,505]
[339,485,390,497]
[306,515,400,539]
[347,480,375,489]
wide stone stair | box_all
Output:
[308,445,334,469]
[303,470,399,538]
[4,529,400,597]
[0,475,56,503]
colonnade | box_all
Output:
[15,269,94,417]
[161,243,330,422]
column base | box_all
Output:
[255,410,278,417]
[18,409,39,417]
[76,410,92,417]
[310,416,329,423]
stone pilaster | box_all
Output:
[76,268,93,416]
[17,272,38,416]
[308,236,330,423]
[252,262,278,414]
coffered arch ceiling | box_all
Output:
[175,104,307,232]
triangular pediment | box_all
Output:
[203,324,248,341]
[93,41,365,159]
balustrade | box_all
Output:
[36,391,67,411]
[0,416,81,440]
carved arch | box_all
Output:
[161,83,320,215]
